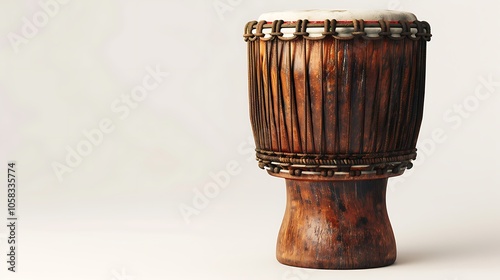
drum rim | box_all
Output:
[243,19,431,42]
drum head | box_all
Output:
[258,10,417,22]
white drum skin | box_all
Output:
[258,10,417,22]
[256,10,418,38]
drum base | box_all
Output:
[277,178,396,269]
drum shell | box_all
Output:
[247,35,428,169]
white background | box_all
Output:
[1,0,499,279]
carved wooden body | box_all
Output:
[244,16,431,269]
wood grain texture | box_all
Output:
[247,36,427,178]
[277,179,396,269]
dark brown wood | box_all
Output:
[277,179,396,269]
[247,35,426,177]
[244,18,430,269]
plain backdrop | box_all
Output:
[0,1,499,279]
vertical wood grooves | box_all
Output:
[323,38,337,154]
[338,41,351,154]
[412,41,427,147]
[282,40,294,152]
[304,39,313,153]
[359,41,367,153]
[404,40,418,148]
[379,38,392,153]
[270,39,280,151]
[265,42,278,150]
[247,37,427,160]
[256,41,265,149]
[363,40,378,153]
[334,39,340,154]
[247,41,257,146]
[371,40,384,154]
[398,39,412,149]
[319,40,326,154]
[308,40,322,154]
[277,40,291,151]
[350,38,366,153]
[389,40,403,151]
[271,39,286,151]
[290,40,302,152]
[294,38,306,153]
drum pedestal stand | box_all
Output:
[276,178,395,269]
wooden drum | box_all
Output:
[243,10,431,269]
